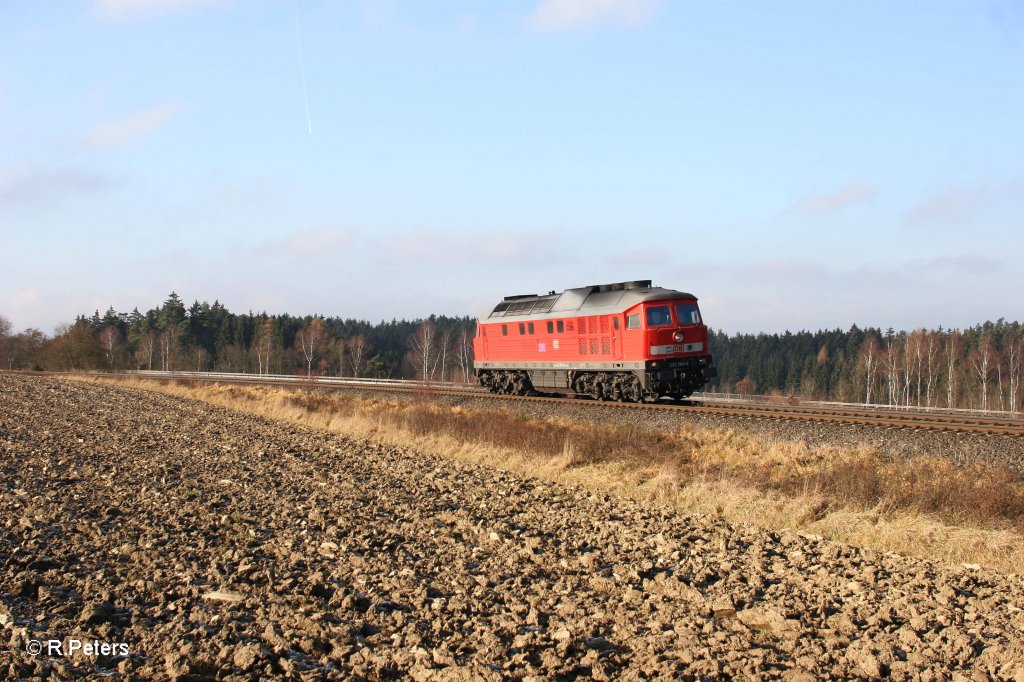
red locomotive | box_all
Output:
[473,280,716,401]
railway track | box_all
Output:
[12,370,1024,437]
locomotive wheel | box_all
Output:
[629,379,643,403]
[492,370,532,396]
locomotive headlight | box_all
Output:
[673,331,684,343]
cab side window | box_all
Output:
[626,314,640,330]
[502,324,508,336]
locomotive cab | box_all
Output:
[624,299,716,399]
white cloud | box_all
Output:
[258,228,355,257]
[528,0,662,31]
[386,228,555,267]
[200,178,280,213]
[95,0,226,18]
[920,254,1001,274]
[906,181,1024,228]
[7,246,1017,337]
[791,183,875,216]
[84,102,180,148]
[673,256,1012,334]
[0,167,117,205]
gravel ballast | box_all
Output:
[2,374,1024,680]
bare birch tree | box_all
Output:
[432,328,451,382]
[347,335,370,378]
[255,319,275,375]
[899,333,912,405]
[296,318,327,377]
[99,325,122,370]
[1007,337,1022,414]
[971,337,993,410]
[883,331,901,405]
[996,350,1006,412]
[408,320,438,381]
[332,337,346,376]
[456,328,474,384]
[924,330,941,407]
[946,330,960,408]
[159,324,178,371]
[860,336,880,404]
[136,330,156,370]
[909,329,925,406]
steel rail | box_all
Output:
[5,370,1022,436]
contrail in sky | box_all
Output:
[293,0,312,134]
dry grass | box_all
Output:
[75,376,1024,573]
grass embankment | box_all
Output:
[82,376,1024,573]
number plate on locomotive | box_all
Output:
[650,343,703,355]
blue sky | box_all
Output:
[2,0,1022,334]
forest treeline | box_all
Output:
[710,323,1021,412]
[0,293,476,384]
[1,293,1021,412]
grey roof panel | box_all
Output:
[549,287,593,312]
[482,281,697,322]
[583,290,628,308]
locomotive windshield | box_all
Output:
[645,305,672,327]
[676,302,701,325]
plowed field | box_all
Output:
[2,375,1023,680]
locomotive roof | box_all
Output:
[482,280,696,322]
